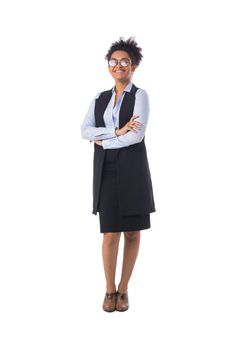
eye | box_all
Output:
[109,59,117,67]
[120,58,130,67]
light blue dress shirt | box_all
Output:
[80,80,150,149]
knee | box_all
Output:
[103,232,121,247]
[124,231,140,241]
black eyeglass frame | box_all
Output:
[108,58,132,67]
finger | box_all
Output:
[131,121,142,126]
[129,123,141,129]
[130,115,139,121]
[129,120,140,125]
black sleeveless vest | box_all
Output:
[92,83,156,216]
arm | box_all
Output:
[102,89,150,149]
[80,93,116,141]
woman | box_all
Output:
[81,37,156,312]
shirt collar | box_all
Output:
[111,80,133,94]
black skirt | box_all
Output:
[97,149,150,233]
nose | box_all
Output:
[115,63,125,69]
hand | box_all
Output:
[116,115,142,136]
[94,140,103,146]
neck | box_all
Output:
[114,79,131,94]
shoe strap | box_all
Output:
[116,291,128,298]
[106,292,116,299]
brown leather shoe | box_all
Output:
[102,292,117,312]
[115,291,129,312]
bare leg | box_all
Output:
[102,232,121,293]
[117,231,141,293]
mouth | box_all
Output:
[114,70,126,73]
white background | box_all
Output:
[0,0,233,349]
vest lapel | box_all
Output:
[94,84,138,128]
[94,90,112,127]
[119,84,138,128]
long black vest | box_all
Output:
[92,83,156,216]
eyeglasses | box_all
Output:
[108,58,131,67]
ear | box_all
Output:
[131,64,138,72]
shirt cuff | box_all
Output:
[102,139,109,149]
[100,127,116,138]
[102,137,117,149]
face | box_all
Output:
[108,50,137,83]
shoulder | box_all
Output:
[89,91,107,104]
[135,87,149,98]
[95,87,112,100]
[93,92,101,100]
[135,87,149,104]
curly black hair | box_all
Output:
[105,36,143,66]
